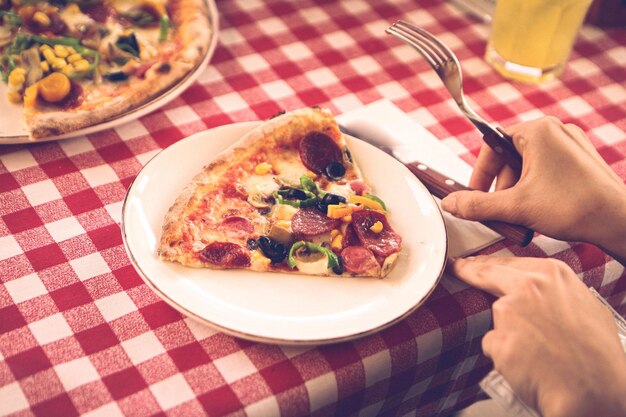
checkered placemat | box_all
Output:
[2,1,625,416]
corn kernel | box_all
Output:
[330,229,340,238]
[32,11,50,27]
[252,250,271,266]
[341,215,352,223]
[369,221,383,233]
[53,44,69,58]
[43,48,56,63]
[61,65,74,75]
[66,46,76,54]
[65,4,80,13]
[254,162,272,175]
[72,59,90,72]
[8,68,25,86]
[39,44,52,52]
[67,53,82,63]
[331,234,343,251]
[8,90,22,103]
[40,61,50,72]
[51,57,67,70]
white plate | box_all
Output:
[0,0,219,145]
[122,122,448,345]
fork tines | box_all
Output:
[385,20,456,70]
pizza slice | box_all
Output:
[1,0,211,138]
[158,107,402,278]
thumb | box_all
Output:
[441,189,522,224]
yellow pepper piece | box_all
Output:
[327,204,353,219]
[254,162,272,175]
[23,83,39,106]
[38,72,71,103]
[348,195,384,211]
[331,234,343,251]
[369,221,384,233]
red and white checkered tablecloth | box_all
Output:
[2,1,625,416]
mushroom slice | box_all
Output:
[20,47,43,87]
[268,221,293,245]
[380,253,399,278]
[291,245,329,275]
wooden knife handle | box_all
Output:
[405,161,533,247]
[483,127,523,172]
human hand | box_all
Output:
[450,256,626,417]
[441,117,626,262]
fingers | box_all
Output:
[449,257,522,297]
[481,329,498,359]
[469,144,507,191]
[441,188,523,224]
[495,164,520,191]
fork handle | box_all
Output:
[483,127,523,172]
[405,161,534,247]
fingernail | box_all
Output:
[441,194,457,214]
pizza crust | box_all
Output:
[27,61,193,137]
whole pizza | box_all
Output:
[158,107,403,279]
[0,0,212,138]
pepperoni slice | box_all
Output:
[221,216,253,232]
[291,207,341,237]
[219,216,253,239]
[350,210,402,257]
[298,132,343,174]
[341,246,380,275]
[342,223,361,249]
[200,242,251,267]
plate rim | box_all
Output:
[0,0,219,145]
[121,121,448,345]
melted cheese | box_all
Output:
[243,174,279,197]
[59,5,95,31]
[325,183,355,199]
[273,158,308,188]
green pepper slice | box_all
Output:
[287,241,339,269]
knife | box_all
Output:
[339,125,534,247]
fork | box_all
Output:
[386,20,522,172]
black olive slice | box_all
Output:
[332,256,344,275]
[103,71,129,82]
[277,187,308,200]
[258,236,287,263]
[323,161,346,180]
[316,193,347,214]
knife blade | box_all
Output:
[339,124,533,247]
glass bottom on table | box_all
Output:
[485,44,564,84]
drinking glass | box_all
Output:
[485,0,593,83]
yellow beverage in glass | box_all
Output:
[485,0,593,83]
